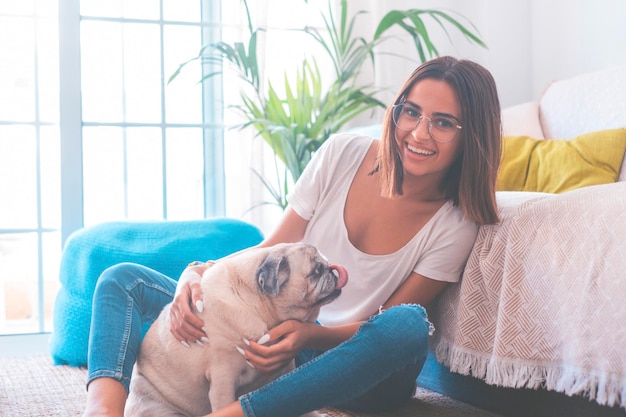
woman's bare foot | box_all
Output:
[82,377,127,417]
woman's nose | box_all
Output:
[411,117,430,139]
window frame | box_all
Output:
[59,0,225,245]
[0,0,225,340]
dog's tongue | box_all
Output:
[329,264,349,289]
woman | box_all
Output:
[83,56,501,417]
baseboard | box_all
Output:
[417,350,626,417]
[0,333,52,357]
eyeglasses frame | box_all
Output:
[391,103,462,144]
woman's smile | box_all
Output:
[405,142,436,158]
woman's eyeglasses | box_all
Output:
[392,103,462,143]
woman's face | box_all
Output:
[394,78,463,183]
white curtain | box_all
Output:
[222,0,340,234]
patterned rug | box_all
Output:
[0,354,503,417]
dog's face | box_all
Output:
[254,243,348,322]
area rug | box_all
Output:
[1,354,503,417]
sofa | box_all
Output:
[417,65,626,416]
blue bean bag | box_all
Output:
[50,218,263,367]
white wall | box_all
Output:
[358,0,626,110]
[527,0,626,100]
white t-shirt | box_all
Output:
[287,133,479,326]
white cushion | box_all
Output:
[539,65,626,139]
[501,101,544,138]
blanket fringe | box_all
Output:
[435,341,626,410]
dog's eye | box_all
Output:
[312,264,324,277]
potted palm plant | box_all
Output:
[171,0,486,209]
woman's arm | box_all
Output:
[239,320,362,373]
[258,207,309,247]
[383,271,450,310]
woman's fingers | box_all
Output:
[189,279,205,314]
[169,287,206,344]
[243,348,292,372]
[241,334,297,373]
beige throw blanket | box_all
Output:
[432,182,626,409]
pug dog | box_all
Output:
[125,242,349,417]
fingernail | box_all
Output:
[201,337,209,344]
[245,360,255,369]
[257,333,270,345]
[235,346,247,357]
[181,341,191,348]
[242,338,250,346]
[196,300,204,313]
[195,340,204,347]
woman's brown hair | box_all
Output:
[377,56,501,225]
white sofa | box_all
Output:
[428,65,626,413]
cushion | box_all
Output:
[501,101,544,139]
[539,65,626,140]
[496,128,626,193]
[620,153,626,183]
[50,218,264,367]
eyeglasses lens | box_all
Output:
[392,104,459,143]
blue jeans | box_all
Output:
[87,263,430,415]
[241,305,430,416]
[87,263,176,392]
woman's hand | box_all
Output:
[240,320,316,373]
[169,262,214,346]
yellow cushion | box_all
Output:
[497,128,626,193]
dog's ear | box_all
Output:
[256,253,290,296]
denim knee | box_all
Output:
[371,304,431,360]
[95,262,145,293]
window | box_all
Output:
[70,0,224,227]
[0,1,61,335]
[0,0,224,335]
[0,0,330,338]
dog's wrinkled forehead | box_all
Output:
[255,243,326,296]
